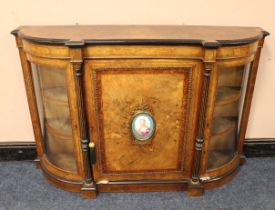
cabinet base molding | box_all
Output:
[97,182,188,193]
[41,162,82,192]
[34,157,240,197]
[202,167,239,190]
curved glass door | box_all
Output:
[31,64,77,172]
[207,63,251,170]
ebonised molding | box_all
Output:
[0,139,274,161]
[11,29,268,48]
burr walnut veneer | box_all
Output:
[12,25,269,198]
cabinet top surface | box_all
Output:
[12,25,268,47]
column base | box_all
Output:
[240,155,246,165]
[81,182,97,199]
[34,158,41,169]
[187,181,204,197]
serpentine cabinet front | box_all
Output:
[12,25,269,198]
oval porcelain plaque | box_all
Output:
[131,113,155,140]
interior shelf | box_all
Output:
[45,130,76,172]
[48,153,77,172]
[216,87,241,106]
[43,86,68,105]
[212,117,236,135]
[46,120,72,139]
[45,118,72,138]
[209,117,237,151]
[218,67,244,87]
[208,150,234,170]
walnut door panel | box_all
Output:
[85,60,202,181]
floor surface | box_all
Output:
[0,158,275,210]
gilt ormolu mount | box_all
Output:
[12,25,269,198]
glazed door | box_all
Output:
[85,59,202,181]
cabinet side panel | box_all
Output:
[15,37,44,158]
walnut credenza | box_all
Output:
[12,25,269,198]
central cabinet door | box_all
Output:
[85,59,202,181]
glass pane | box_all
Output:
[207,64,251,170]
[31,64,77,172]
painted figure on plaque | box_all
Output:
[131,113,155,140]
[136,118,150,137]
